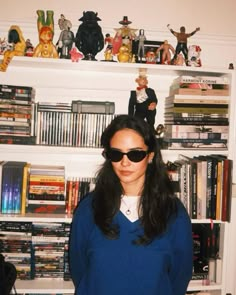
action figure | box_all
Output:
[57,14,75,59]
[167,24,200,65]
[104,33,114,61]
[112,16,137,59]
[128,75,158,132]
[75,11,104,60]
[33,10,58,58]
[0,25,26,72]
[156,40,175,65]
[135,29,146,62]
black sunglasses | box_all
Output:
[102,149,149,162]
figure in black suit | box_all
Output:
[128,75,158,133]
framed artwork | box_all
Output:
[132,40,163,64]
[143,40,163,64]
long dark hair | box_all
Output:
[93,115,177,245]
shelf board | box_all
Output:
[15,279,74,294]
[14,278,222,293]
[188,281,222,291]
[2,56,233,76]
[0,213,72,223]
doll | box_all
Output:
[156,40,175,65]
[33,10,58,58]
[75,11,104,60]
[57,14,74,59]
[0,25,26,72]
[128,75,158,132]
[167,24,200,65]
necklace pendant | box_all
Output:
[126,209,131,215]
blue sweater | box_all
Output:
[69,194,193,295]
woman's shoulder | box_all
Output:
[171,197,191,223]
[72,192,94,219]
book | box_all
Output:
[172,75,230,85]
[165,106,228,114]
[169,87,230,96]
[1,161,27,214]
[21,163,31,214]
[165,94,229,103]
[26,200,66,214]
[221,158,233,221]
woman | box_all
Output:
[69,114,193,295]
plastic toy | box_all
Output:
[69,47,83,62]
[145,48,156,64]
[135,29,146,62]
[57,14,74,59]
[112,16,137,59]
[0,25,26,72]
[128,74,158,132]
[167,24,200,64]
[104,33,114,61]
[187,45,202,67]
[156,40,175,65]
[33,10,58,58]
[75,11,104,60]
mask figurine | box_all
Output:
[128,75,158,133]
[0,25,26,72]
[75,11,104,61]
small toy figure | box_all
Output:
[69,47,83,62]
[156,40,175,65]
[229,63,234,70]
[25,39,34,57]
[57,14,75,59]
[117,44,131,62]
[104,33,114,61]
[187,45,202,67]
[167,24,200,64]
[75,11,104,60]
[112,16,137,59]
[33,10,58,58]
[145,48,156,64]
[0,25,26,72]
[135,29,146,62]
[128,74,158,132]
[173,53,186,66]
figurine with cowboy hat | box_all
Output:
[112,16,137,59]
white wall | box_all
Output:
[1,0,236,67]
[1,1,236,294]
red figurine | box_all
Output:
[69,47,83,62]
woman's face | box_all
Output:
[109,128,154,196]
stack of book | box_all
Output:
[32,222,67,279]
[36,100,115,147]
[167,154,232,221]
[27,165,66,214]
[0,221,33,279]
[163,75,230,149]
[65,177,94,215]
[0,84,36,145]
[0,161,28,214]
[192,223,221,284]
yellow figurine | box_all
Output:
[33,10,58,58]
[0,25,26,72]
[112,16,137,59]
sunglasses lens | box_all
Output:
[106,149,123,162]
[128,150,147,162]
[103,149,148,162]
